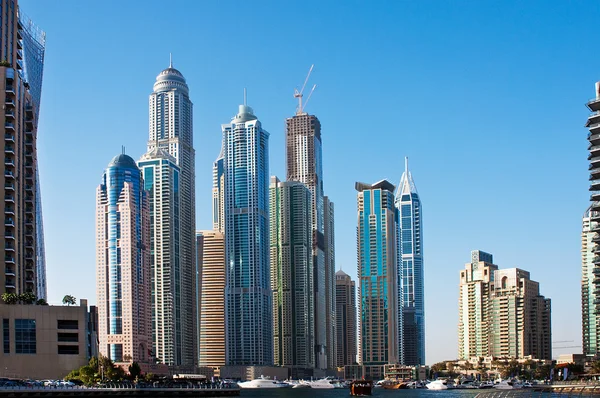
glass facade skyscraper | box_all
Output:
[270,177,314,372]
[395,158,424,365]
[582,207,598,356]
[356,180,398,379]
[96,154,151,363]
[137,149,181,366]
[0,0,45,298]
[148,62,196,366]
[223,104,272,366]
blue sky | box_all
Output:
[22,0,599,364]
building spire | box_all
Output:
[169,53,173,68]
[243,88,247,106]
[405,156,408,173]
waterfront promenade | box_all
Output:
[0,385,240,397]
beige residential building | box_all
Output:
[0,300,90,380]
[197,230,225,368]
[458,250,498,359]
[335,269,356,367]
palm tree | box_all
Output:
[62,295,76,306]
[1,292,19,304]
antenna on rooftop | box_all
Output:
[294,64,317,115]
[169,53,173,68]
[244,88,247,106]
[122,145,125,155]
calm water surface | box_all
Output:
[239,389,482,398]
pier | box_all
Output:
[0,385,240,397]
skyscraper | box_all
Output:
[458,250,498,359]
[270,177,314,372]
[324,196,336,368]
[582,207,598,356]
[148,61,196,366]
[95,154,151,363]
[0,1,45,298]
[356,180,398,379]
[286,111,330,369]
[584,83,600,357]
[335,269,356,367]
[223,103,271,366]
[137,149,182,366]
[490,268,551,360]
[196,230,225,367]
[395,157,424,365]
[212,146,225,233]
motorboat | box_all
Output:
[350,380,373,396]
[237,375,290,389]
[494,380,522,390]
[308,378,335,389]
[287,380,310,388]
[478,381,494,389]
[426,380,450,390]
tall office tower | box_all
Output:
[582,207,598,356]
[95,154,151,363]
[270,177,314,372]
[585,84,600,357]
[137,149,182,366]
[196,230,225,367]
[0,2,45,298]
[395,157,424,365]
[286,112,329,368]
[356,180,398,379]
[212,147,225,232]
[148,61,196,366]
[458,250,498,359]
[490,268,552,360]
[323,196,336,368]
[223,103,271,366]
[335,269,356,367]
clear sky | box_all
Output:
[22,0,599,365]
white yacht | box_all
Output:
[308,378,335,389]
[494,380,522,390]
[238,376,291,389]
[426,380,449,390]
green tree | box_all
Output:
[128,362,141,381]
[62,295,76,306]
[534,364,552,380]
[144,373,155,382]
[19,292,36,304]
[35,298,48,305]
[1,292,19,304]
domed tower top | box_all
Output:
[153,54,189,95]
[108,153,139,170]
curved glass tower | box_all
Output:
[223,104,272,366]
[96,154,151,363]
[148,62,196,366]
[395,158,424,366]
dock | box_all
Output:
[0,386,240,397]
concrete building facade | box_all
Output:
[335,269,356,367]
[0,300,91,380]
[196,230,225,368]
[96,154,151,364]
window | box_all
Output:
[58,345,79,355]
[57,332,78,342]
[15,319,35,354]
[57,320,78,330]
[3,318,9,353]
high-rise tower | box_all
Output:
[584,83,600,357]
[582,207,598,356]
[0,1,45,299]
[395,157,424,365]
[223,103,271,366]
[335,269,356,367]
[356,180,398,380]
[137,149,181,366]
[96,154,151,363]
[270,177,314,373]
[148,61,196,366]
[323,196,336,368]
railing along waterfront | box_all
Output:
[475,383,600,398]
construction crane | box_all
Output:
[294,64,317,115]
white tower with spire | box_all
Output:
[395,157,425,365]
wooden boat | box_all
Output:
[350,380,373,396]
[382,380,409,389]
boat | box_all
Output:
[494,380,522,390]
[308,377,335,389]
[381,380,409,389]
[237,375,291,389]
[478,381,494,389]
[350,380,373,396]
[426,380,450,390]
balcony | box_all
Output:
[4,170,14,179]
[5,145,14,154]
[25,217,33,225]
[25,240,33,248]
[5,218,13,227]
[4,110,14,119]
[4,134,14,142]
[5,231,14,239]
[593,266,600,274]
[587,97,600,112]
[25,227,33,236]
[4,194,14,203]
[25,162,33,170]
[4,123,14,131]
[4,98,14,107]
[4,158,14,167]
[4,183,14,191]
[4,256,14,264]
[591,211,600,221]
[25,184,32,192]
[589,123,600,135]
[4,268,15,276]
[5,206,14,214]
[5,281,15,289]
[5,85,14,94]
[5,244,15,252]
